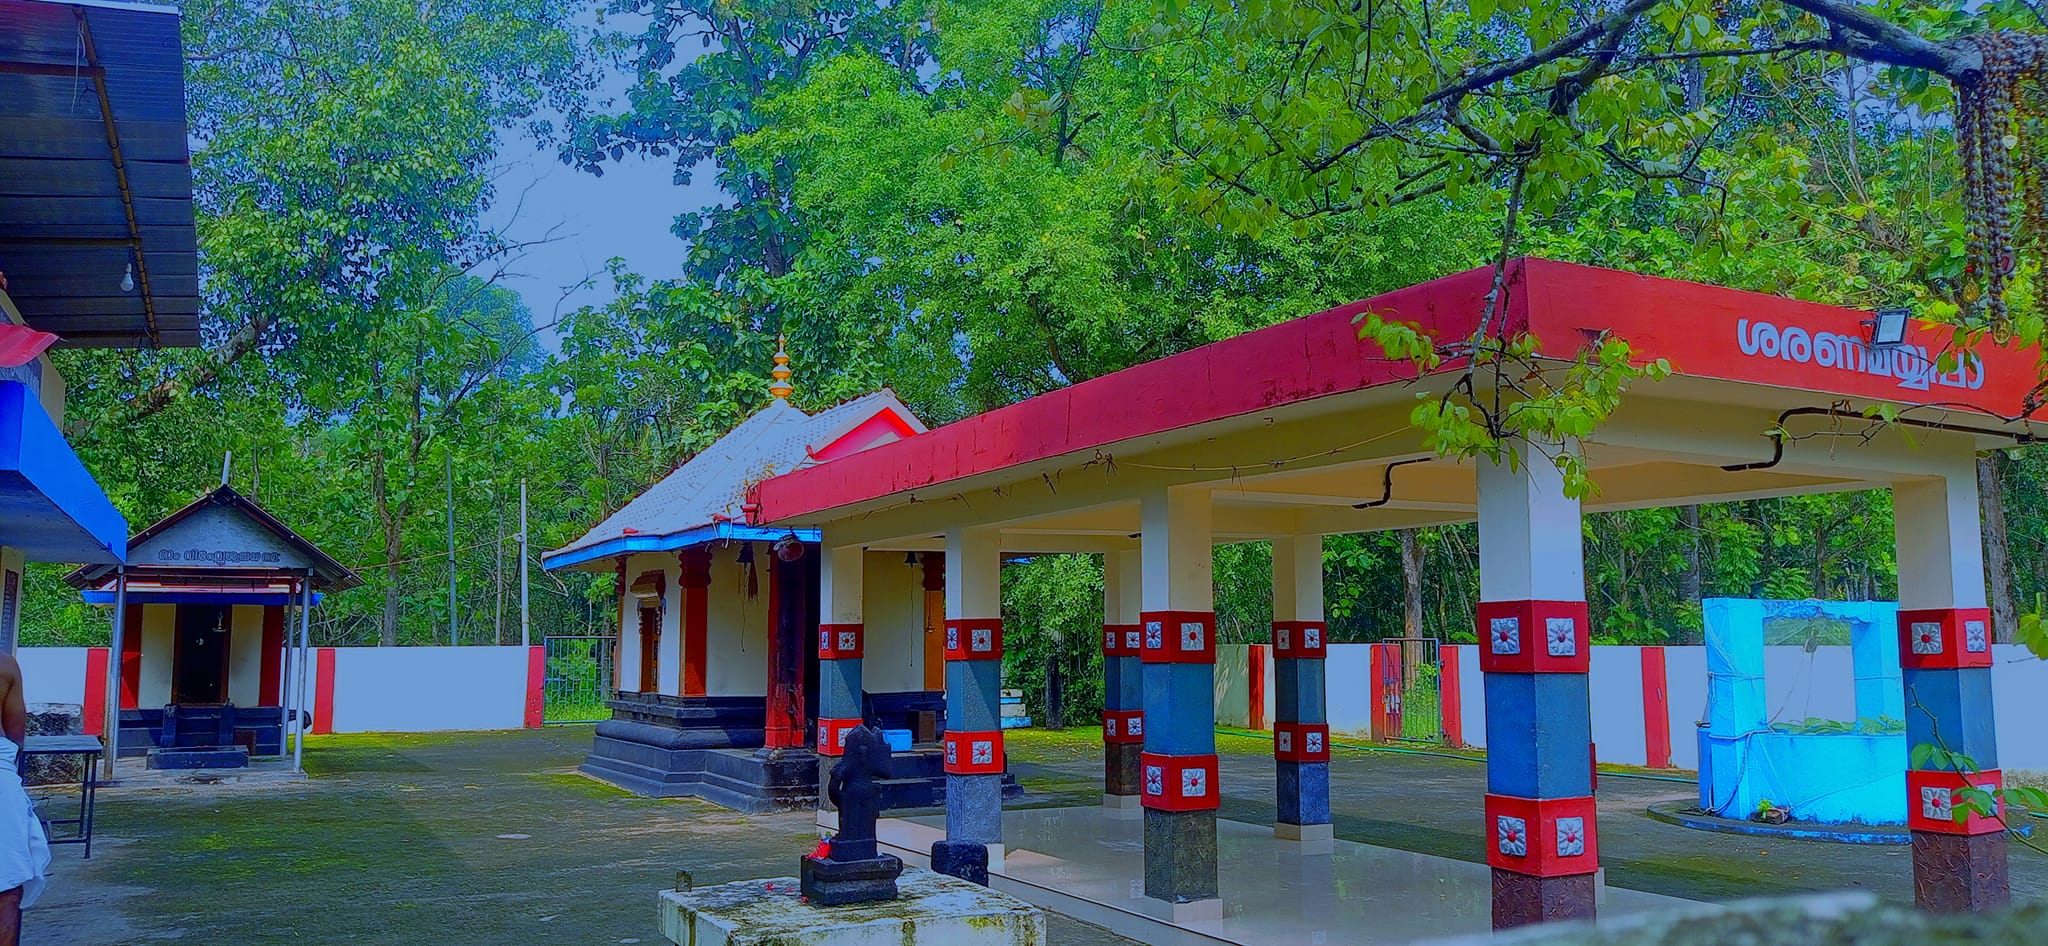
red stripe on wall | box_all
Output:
[1368,643,1392,741]
[1440,646,1463,747]
[1641,646,1672,768]
[1247,644,1268,731]
[82,647,109,738]
[313,648,337,736]
[525,645,546,728]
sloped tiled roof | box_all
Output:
[546,390,922,567]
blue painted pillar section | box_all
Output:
[1476,444,1597,929]
[940,528,1005,869]
[816,546,865,816]
[1138,487,1220,913]
[1103,549,1144,803]
[1894,471,2007,912]
[1272,533,1329,842]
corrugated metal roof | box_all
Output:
[548,391,925,564]
[0,0,199,348]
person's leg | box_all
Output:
[0,884,22,946]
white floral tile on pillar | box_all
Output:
[1125,629,1143,651]
[1489,617,1520,655]
[837,630,858,652]
[1104,629,1117,651]
[945,626,959,651]
[1181,768,1207,798]
[971,627,993,653]
[1128,717,1144,736]
[945,742,958,765]
[1556,817,1585,857]
[1277,731,1293,754]
[1545,617,1576,657]
[1103,718,1118,738]
[818,630,832,651]
[1304,625,1321,649]
[1306,731,1324,754]
[1144,765,1164,796]
[1144,622,1164,650]
[1496,815,1527,857]
[971,740,994,766]
[1276,627,1291,650]
[1966,620,1988,653]
[1921,785,1954,822]
[1911,622,1944,655]
[1180,621,1205,652]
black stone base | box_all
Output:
[1912,830,2010,912]
[581,729,819,813]
[1105,743,1142,796]
[930,839,989,886]
[146,746,249,770]
[1491,869,1596,929]
[1143,809,1219,903]
[117,708,283,758]
[799,853,903,906]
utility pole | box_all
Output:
[519,479,531,647]
[447,449,457,646]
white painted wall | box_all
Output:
[1588,646,1647,767]
[137,603,174,706]
[18,647,87,706]
[325,646,531,733]
[1327,645,1376,737]
[228,605,266,707]
[705,543,769,697]
[861,551,923,694]
[1664,646,1709,770]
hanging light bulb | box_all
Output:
[119,262,135,293]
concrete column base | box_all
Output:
[816,808,839,832]
[1147,897,1223,925]
[1911,831,2010,912]
[1274,821,1333,844]
[1102,792,1142,810]
[1491,869,1596,930]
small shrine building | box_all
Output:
[543,341,1017,811]
[66,485,358,772]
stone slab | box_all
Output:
[657,866,1045,946]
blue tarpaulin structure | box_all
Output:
[1697,597,1906,826]
[0,381,125,563]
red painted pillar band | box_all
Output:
[680,549,712,697]
[313,647,337,735]
[259,605,285,707]
[524,645,546,728]
[1640,646,1671,768]
[82,647,109,738]
[1247,643,1268,731]
[1440,645,1464,747]
[119,605,142,710]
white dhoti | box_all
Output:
[0,742,51,908]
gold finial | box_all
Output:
[768,333,794,400]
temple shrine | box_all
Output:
[545,339,1017,811]
[66,484,358,771]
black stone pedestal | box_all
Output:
[1912,831,2010,912]
[1491,869,1596,929]
[1105,743,1142,796]
[1143,809,1219,902]
[930,839,989,886]
[799,854,902,906]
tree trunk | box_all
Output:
[1679,505,1703,605]
[371,449,402,647]
[1980,452,2018,643]
[1044,640,1065,730]
[1400,529,1424,638]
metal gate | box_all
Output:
[1373,637,1444,744]
[542,635,615,723]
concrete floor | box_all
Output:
[24,726,2047,945]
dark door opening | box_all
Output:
[636,604,660,693]
[173,605,230,705]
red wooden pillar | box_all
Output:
[260,605,286,707]
[1441,645,1464,747]
[763,548,807,749]
[1640,647,1671,768]
[82,648,109,737]
[679,548,713,697]
[119,604,142,710]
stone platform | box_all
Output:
[656,866,1045,946]
[875,806,1692,945]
